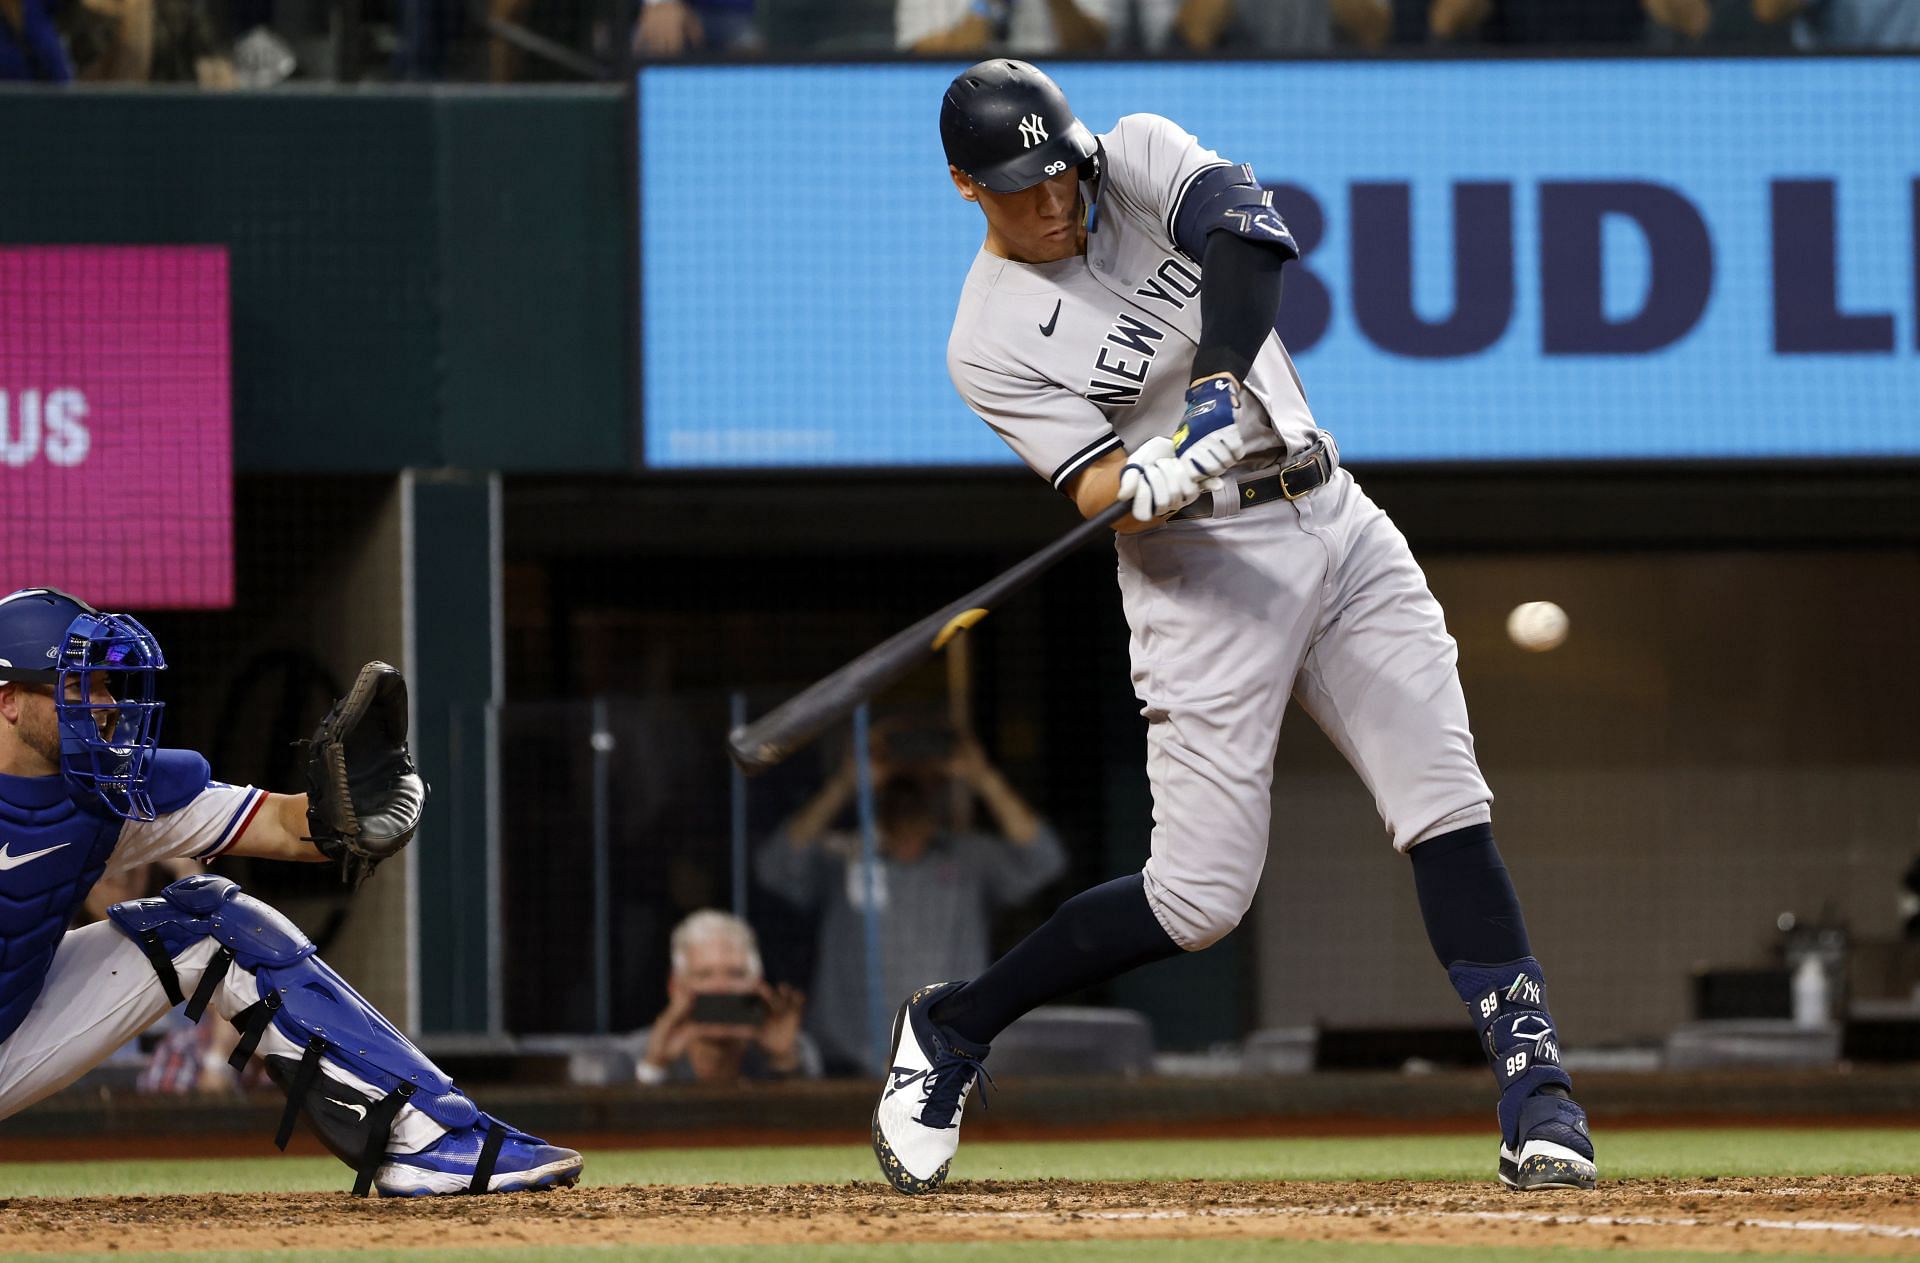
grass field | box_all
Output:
[2,1129,1916,1262]
[2,1127,1915,1197]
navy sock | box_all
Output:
[1408,822,1531,967]
[928,873,1181,1045]
[1414,824,1578,1132]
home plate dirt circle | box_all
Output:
[2,1176,1917,1256]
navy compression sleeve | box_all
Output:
[1191,230,1287,384]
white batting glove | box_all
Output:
[1118,435,1218,523]
[1174,374,1249,479]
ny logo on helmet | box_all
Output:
[1018,114,1048,149]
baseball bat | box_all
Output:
[728,498,1130,774]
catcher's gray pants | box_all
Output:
[0,921,442,1153]
[1117,467,1492,951]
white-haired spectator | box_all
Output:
[632,910,818,1086]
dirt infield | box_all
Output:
[3,1176,1918,1256]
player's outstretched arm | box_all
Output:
[228,792,329,862]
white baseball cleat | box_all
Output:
[1498,1089,1597,1191]
[871,981,991,1195]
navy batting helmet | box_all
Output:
[940,60,1099,194]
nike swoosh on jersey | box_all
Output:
[0,841,72,871]
[1039,300,1061,337]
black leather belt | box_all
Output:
[1172,439,1336,521]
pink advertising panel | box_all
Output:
[0,247,233,609]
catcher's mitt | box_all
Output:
[302,661,427,887]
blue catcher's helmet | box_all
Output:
[0,588,167,820]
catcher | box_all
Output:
[0,587,582,1196]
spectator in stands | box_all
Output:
[757,732,1067,1075]
[147,0,233,84]
[633,0,760,55]
[1752,0,1920,47]
[899,0,1108,54]
[137,1011,250,1095]
[1643,0,1792,46]
[64,0,230,82]
[1410,0,1644,42]
[0,0,73,79]
[754,0,893,50]
[632,910,816,1085]
[1112,0,1388,50]
[59,0,151,78]
[78,858,191,925]
[490,0,594,79]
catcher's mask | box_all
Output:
[0,588,167,820]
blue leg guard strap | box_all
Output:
[109,874,485,1196]
[1446,956,1574,1145]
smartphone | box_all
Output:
[690,992,767,1026]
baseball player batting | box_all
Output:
[0,588,581,1196]
[873,61,1595,1196]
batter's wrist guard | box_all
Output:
[1173,375,1237,454]
[1448,956,1574,1143]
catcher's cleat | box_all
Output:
[1499,1087,1597,1191]
[872,981,991,1195]
[375,1120,582,1197]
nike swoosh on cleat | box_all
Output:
[0,841,71,871]
[1039,300,1061,337]
[886,1067,928,1098]
[321,1096,369,1121]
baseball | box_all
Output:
[1506,601,1569,652]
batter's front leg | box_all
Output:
[1291,484,1596,1191]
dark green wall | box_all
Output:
[410,473,502,1033]
[0,87,630,473]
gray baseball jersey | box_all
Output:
[946,113,1494,952]
[948,113,1324,492]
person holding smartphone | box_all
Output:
[634,911,814,1086]
[757,731,1067,1076]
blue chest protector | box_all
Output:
[0,750,212,1045]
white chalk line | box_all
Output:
[951,1202,1920,1239]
